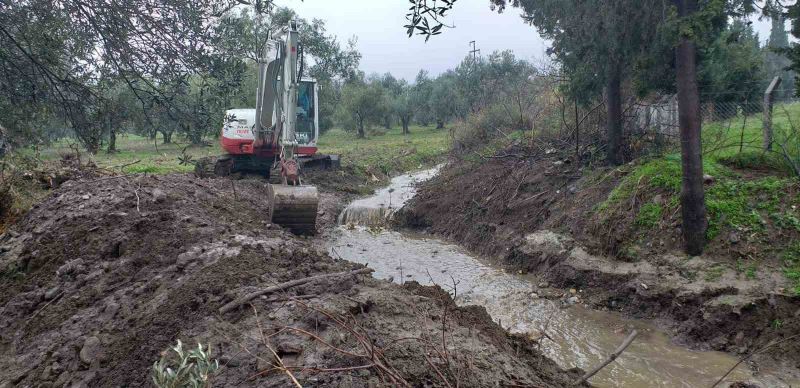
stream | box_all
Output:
[327,167,796,388]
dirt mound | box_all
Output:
[399,152,800,366]
[0,173,579,387]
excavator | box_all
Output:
[196,21,335,234]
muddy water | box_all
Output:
[329,168,796,387]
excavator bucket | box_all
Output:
[268,184,319,234]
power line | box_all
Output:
[469,40,480,61]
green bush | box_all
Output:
[636,203,663,228]
[451,104,515,152]
[152,340,218,388]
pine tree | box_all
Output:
[765,0,795,100]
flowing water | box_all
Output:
[329,168,798,387]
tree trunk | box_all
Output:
[402,117,410,134]
[384,116,391,130]
[606,66,623,166]
[160,130,173,144]
[357,115,365,138]
[149,129,157,140]
[107,127,117,154]
[436,119,444,129]
[675,0,707,255]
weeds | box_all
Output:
[635,203,663,228]
[704,265,725,282]
[782,242,800,296]
[152,340,219,388]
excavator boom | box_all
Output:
[261,21,320,234]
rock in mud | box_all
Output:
[44,287,61,300]
[151,188,167,203]
[79,336,105,366]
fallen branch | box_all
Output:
[111,159,141,170]
[572,330,638,386]
[252,305,303,387]
[219,268,373,314]
[710,333,800,388]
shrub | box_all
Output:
[451,104,516,152]
[152,340,218,388]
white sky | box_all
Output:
[274,0,784,82]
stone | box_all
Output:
[40,365,53,381]
[277,343,303,356]
[703,174,715,185]
[175,252,197,268]
[537,282,549,288]
[569,288,577,295]
[256,357,271,371]
[151,188,167,203]
[652,194,664,205]
[79,336,105,366]
[729,232,740,244]
[44,287,61,301]
[567,296,580,305]
[53,372,70,387]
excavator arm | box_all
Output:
[256,21,319,234]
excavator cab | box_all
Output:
[295,80,316,145]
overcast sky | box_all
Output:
[274,0,785,82]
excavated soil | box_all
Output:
[398,151,800,368]
[0,171,581,387]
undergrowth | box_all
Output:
[318,125,449,180]
[595,147,800,289]
[782,242,800,296]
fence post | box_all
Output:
[763,76,782,151]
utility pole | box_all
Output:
[469,40,480,61]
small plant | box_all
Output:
[745,264,757,280]
[772,319,784,330]
[782,242,800,296]
[704,265,725,282]
[178,146,194,166]
[772,212,800,232]
[152,340,218,388]
[635,203,663,228]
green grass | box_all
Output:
[635,203,663,228]
[782,242,800,296]
[317,125,450,178]
[703,101,800,165]
[33,134,222,174]
[30,125,451,177]
[592,102,800,290]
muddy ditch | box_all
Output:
[0,170,579,387]
[396,154,800,381]
[332,167,799,387]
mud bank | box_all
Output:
[0,171,579,387]
[398,154,800,369]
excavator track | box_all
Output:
[268,184,319,235]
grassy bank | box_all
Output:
[33,135,223,174]
[596,102,800,293]
[317,125,449,178]
[32,125,450,176]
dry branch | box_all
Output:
[219,268,373,314]
[710,333,800,388]
[572,330,638,386]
